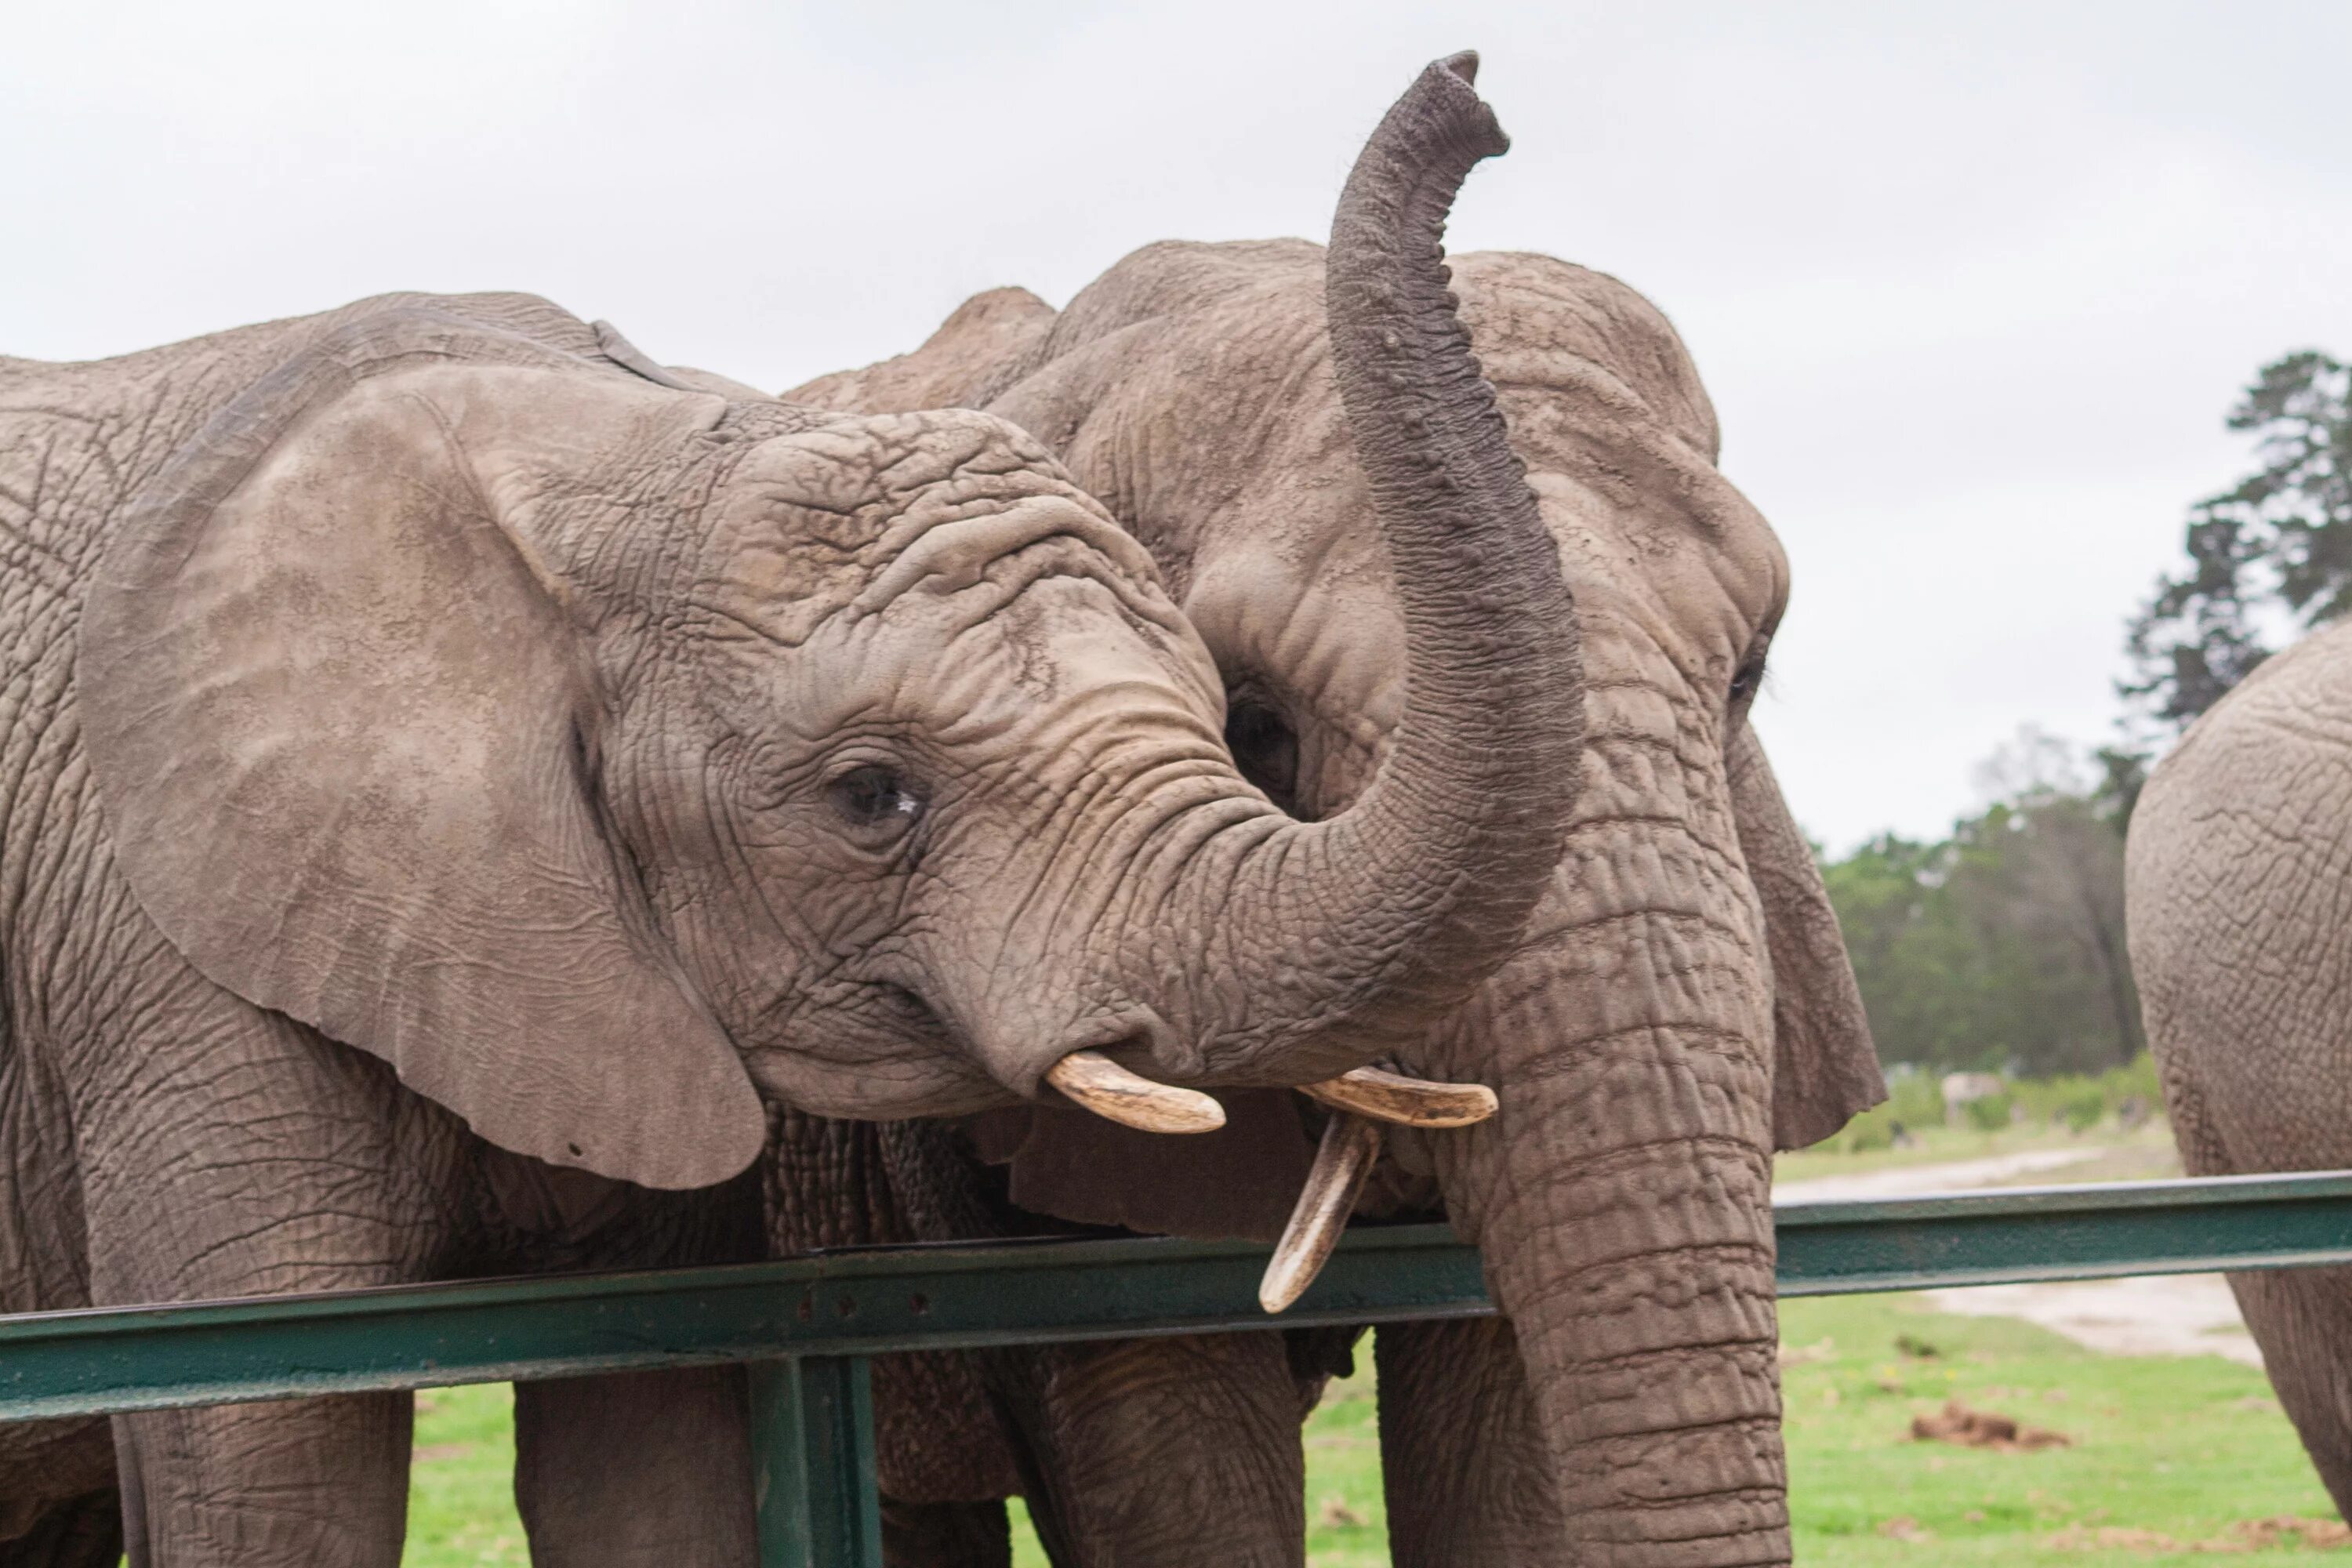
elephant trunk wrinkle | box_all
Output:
[1140,54,1584,1091]
[1427,898,1788,1565]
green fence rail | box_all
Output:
[5,1171,2350,1565]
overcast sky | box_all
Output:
[8,1,2347,849]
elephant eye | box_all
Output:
[828,764,925,833]
[1728,651,1768,717]
[1226,698,1302,814]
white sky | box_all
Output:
[8,1,2347,850]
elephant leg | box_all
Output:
[1376,1317,1571,1566]
[512,1367,757,1567]
[2229,1265,2352,1517]
[880,1497,1012,1568]
[0,1490,123,1568]
[73,1001,456,1567]
[114,1394,411,1567]
[987,1331,1305,1568]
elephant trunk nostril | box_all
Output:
[1043,1048,1225,1134]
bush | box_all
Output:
[1836,1108,1896,1152]
[1802,1054,2165,1151]
[2058,1089,2106,1132]
[2100,1053,2161,1108]
[1886,1071,1946,1128]
[1964,1091,2014,1132]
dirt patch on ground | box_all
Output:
[1911,1400,2071,1451]
[1775,1146,2109,1202]
[2044,1516,2351,1552]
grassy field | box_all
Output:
[407,1384,525,1566]
[405,1290,2339,1566]
[404,1116,2340,1566]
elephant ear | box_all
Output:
[1727,720,1889,1151]
[79,313,768,1191]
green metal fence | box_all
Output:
[5,1171,2350,1565]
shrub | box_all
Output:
[1964,1091,2014,1132]
[1886,1071,1946,1128]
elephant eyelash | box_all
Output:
[1727,626,1774,713]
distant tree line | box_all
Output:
[1818,347,2346,1082]
[1820,731,2143,1078]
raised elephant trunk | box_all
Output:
[1138,52,1583,1091]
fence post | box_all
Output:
[750,1355,883,1567]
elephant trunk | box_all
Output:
[1154,53,1583,1087]
[1432,854,1789,1566]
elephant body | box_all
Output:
[0,159,1582,1566]
[2129,617,2352,1513]
[791,134,1884,1568]
[0,291,774,1563]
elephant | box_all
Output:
[782,53,1887,1567]
[0,253,1583,1563]
[2128,616,2352,1519]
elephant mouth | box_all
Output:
[1033,1045,1499,1311]
[1259,1069,1498,1312]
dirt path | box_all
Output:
[1923,1273,2261,1366]
[1776,1149,2263,1367]
[1772,1145,2109,1203]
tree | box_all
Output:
[1820,730,2142,1077]
[2124,350,2352,730]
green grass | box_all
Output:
[404,1121,2329,1566]
[1778,1294,2340,1564]
[405,1384,524,1565]
[403,1299,2338,1566]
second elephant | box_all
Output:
[2129,616,2352,1521]
[787,54,1885,1568]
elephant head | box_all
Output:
[74,285,1583,1197]
[793,53,1885,1563]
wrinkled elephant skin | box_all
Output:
[2129,619,2352,1515]
[788,53,1884,1568]
[0,275,1579,1563]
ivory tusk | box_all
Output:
[1260,1112,1385,1313]
[1300,1066,1497,1128]
[1044,1049,1226,1134]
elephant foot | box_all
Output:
[881,1497,1012,1568]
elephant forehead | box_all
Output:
[768,571,1226,753]
[731,407,1072,513]
[688,412,1173,648]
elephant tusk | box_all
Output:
[1044,1050,1226,1134]
[1260,1112,1385,1313]
[1300,1066,1497,1128]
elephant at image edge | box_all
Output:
[788,53,1886,1568]
[2128,617,2352,1517]
[0,272,1581,1564]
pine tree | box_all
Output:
[2124,350,2351,728]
